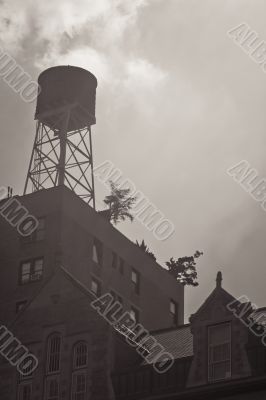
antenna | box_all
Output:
[24,65,98,208]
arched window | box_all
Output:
[73,342,88,369]
[46,333,61,373]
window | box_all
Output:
[19,258,44,285]
[73,342,88,369]
[45,378,59,400]
[91,278,101,297]
[47,334,61,374]
[131,268,140,294]
[72,372,86,400]
[119,258,124,275]
[208,323,231,382]
[92,238,103,266]
[170,300,178,325]
[130,306,139,324]
[18,383,32,400]
[111,252,117,268]
[20,262,30,284]
[16,300,27,314]
[72,342,87,400]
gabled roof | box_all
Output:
[189,273,236,323]
[10,265,97,328]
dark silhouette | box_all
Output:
[136,240,156,261]
[104,180,137,225]
[166,250,203,286]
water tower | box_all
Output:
[24,65,97,207]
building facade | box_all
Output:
[1,186,266,399]
[112,274,266,399]
[0,186,184,330]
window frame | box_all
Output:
[208,322,232,382]
[73,342,88,370]
[71,370,87,400]
[19,257,44,285]
[91,277,101,297]
[46,333,61,375]
[170,299,178,325]
[131,268,140,295]
[92,238,103,266]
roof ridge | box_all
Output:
[151,323,191,335]
[9,265,96,329]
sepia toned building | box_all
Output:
[0,186,266,399]
[0,64,265,399]
[0,185,184,330]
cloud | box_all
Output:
[0,0,166,105]
[124,59,167,90]
[0,0,148,59]
[35,46,111,83]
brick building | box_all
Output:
[0,185,184,329]
[112,273,266,399]
[0,186,266,399]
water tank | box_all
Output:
[35,65,97,131]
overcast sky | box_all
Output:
[0,0,266,321]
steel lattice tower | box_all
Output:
[24,66,97,208]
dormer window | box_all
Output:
[208,322,231,382]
